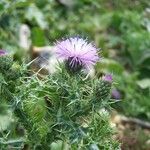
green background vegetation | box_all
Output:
[0,0,150,149]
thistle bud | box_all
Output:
[102,74,113,83]
[0,50,13,72]
[95,74,112,101]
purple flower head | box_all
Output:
[102,74,113,83]
[0,50,8,56]
[111,88,121,99]
[55,37,99,72]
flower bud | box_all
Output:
[0,50,13,72]
[95,74,112,101]
[102,74,113,83]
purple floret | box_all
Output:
[102,74,113,83]
[0,50,7,56]
[55,37,99,70]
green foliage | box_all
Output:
[106,10,150,77]
[14,65,118,149]
[0,54,119,149]
[115,73,150,120]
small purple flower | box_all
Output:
[0,50,7,56]
[111,88,121,99]
[55,37,99,71]
[102,74,113,83]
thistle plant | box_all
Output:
[0,38,120,149]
